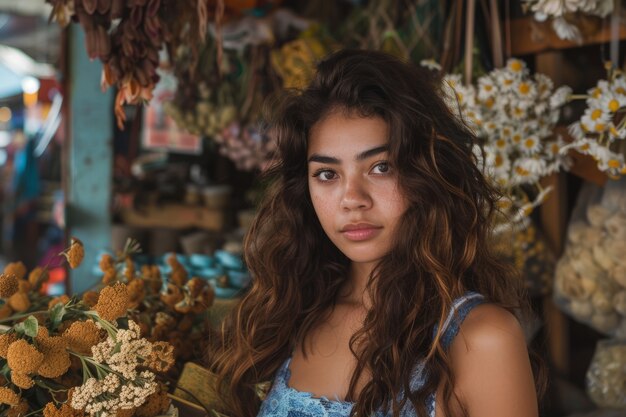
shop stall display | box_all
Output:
[3,1,626,416]
[554,178,626,337]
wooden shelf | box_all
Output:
[119,203,226,231]
[510,15,626,56]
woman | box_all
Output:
[211,49,544,417]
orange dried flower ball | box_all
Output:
[0,273,19,298]
[124,257,135,281]
[81,291,99,308]
[48,295,70,310]
[102,268,117,285]
[0,333,17,358]
[145,341,175,372]
[0,303,13,319]
[28,266,48,287]
[8,291,30,312]
[95,282,129,321]
[36,329,71,379]
[43,402,84,417]
[7,399,29,417]
[99,253,115,272]
[17,280,31,293]
[11,371,34,389]
[67,237,85,269]
[0,386,20,406]
[64,320,102,355]
[4,262,26,280]
[135,386,171,417]
[38,348,71,378]
[7,339,44,374]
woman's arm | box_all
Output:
[446,303,539,417]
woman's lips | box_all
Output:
[340,224,383,241]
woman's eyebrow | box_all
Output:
[308,145,389,164]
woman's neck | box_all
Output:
[338,261,377,309]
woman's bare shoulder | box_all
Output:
[446,303,538,417]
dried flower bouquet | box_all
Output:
[0,237,215,417]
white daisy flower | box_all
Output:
[607,123,626,141]
[589,146,625,176]
[506,58,528,78]
[493,136,510,152]
[513,157,547,184]
[559,137,596,156]
[599,93,624,114]
[420,59,442,71]
[588,80,610,100]
[535,73,554,100]
[611,75,626,96]
[477,76,498,101]
[568,121,586,140]
[520,135,543,155]
[551,17,581,42]
[580,107,610,133]
[510,105,528,120]
[550,85,572,107]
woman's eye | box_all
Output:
[312,170,337,181]
[371,162,390,174]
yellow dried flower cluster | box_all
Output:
[127,278,146,310]
[0,273,18,298]
[167,254,188,286]
[135,385,171,417]
[8,291,30,312]
[63,320,103,355]
[82,290,100,308]
[100,254,118,285]
[124,256,136,281]
[95,282,130,321]
[36,329,71,379]
[3,262,26,280]
[49,294,70,310]
[43,402,85,417]
[145,341,175,372]
[141,265,162,292]
[0,333,17,357]
[7,339,43,388]
[7,399,29,417]
[28,266,48,288]
[0,386,20,406]
[66,237,85,269]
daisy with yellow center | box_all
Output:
[581,107,609,134]
[521,135,542,154]
[507,58,525,74]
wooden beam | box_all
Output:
[510,15,626,56]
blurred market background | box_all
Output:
[0,1,625,416]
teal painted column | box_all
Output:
[66,25,112,294]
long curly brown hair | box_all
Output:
[210,49,545,417]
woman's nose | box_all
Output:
[340,178,372,211]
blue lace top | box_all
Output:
[257,291,485,417]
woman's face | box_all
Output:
[307,111,408,270]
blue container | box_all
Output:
[189,253,214,269]
[195,266,225,280]
[214,250,243,270]
[227,270,251,289]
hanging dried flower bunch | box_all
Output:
[563,65,626,177]
[522,0,613,41]
[438,58,571,231]
[45,0,210,129]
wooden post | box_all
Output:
[64,25,113,294]
[536,52,570,376]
